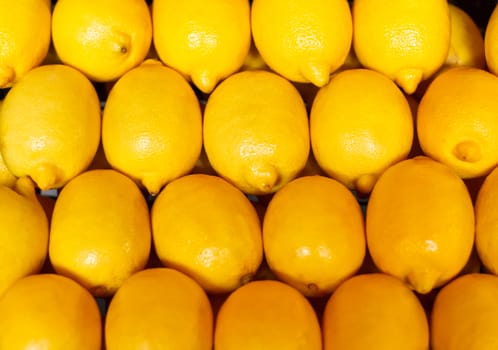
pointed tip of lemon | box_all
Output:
[406,270,440,294]
[354,173,377,194]
[453,140,481,163]
[246,163,279,194]
[13,176,37,198]
[0,65,15,88]
[300,62,331,87]
[192,70,218,94]
[395,68,424,94]
[30,164,61,191]
[141,174,165,195]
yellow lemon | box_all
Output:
[49,169,151,297]
[52,0,152,82]
[322,273,429,350]
[417,67,498,179]
[263,175,366,297]
[431,273,498,350]
[0,274,102,350]
[203,70,309,195]
[0,0,51,88]
[102,59,202,195]
[0,64,101,190]
[152,0,250,93]
[353,0,450,94]
[475,165,498,275]
[0,177,48,297]
[311,68,413,194]
[214,280,322,350]
[446,4,486,69]
[485,4,498,75]
[251,0,352,87]
[151,174,263,294]
[105,268,213,350]
[366,156,475,294]
[0,100,16,188]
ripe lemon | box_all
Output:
[322,273,429,350]
[417,67,498,179]
[152,0,250,93]
[0,177,48,297]
[52,0,152,82]
[102,59,202,195]
[263,175,366,297]
[49,169,151,297]
[485,5,498,75]
[431,273,498,349]
[310,68,413,194]
[203,70,309,195]
[446,4,485,69]
[366,156,475,294]
[151,174,263,294]
[0,64,101,190]
[105,268,213,350]
[0,274,101,350]
[0,100,16,187]
[0,0,51,88]
[214,279,322,350]
[475,165,498,275]
[352,0,450,94]
[251,0,352,87]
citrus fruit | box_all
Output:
[203,70,309,195]
[0,64,101,190]
[0,99,16,187]
[52,0,152,82]
[310,68,413,194]
[417,66,498,179]
[366,156,475,294]
[0,0,51,88]
[0,177,48,297]
[485,4,498,75]
[49,169,151,297]
[214,279,322,350]
[105,268,213,350]
[251,0,352,87]
[475,165,498,275]
[152,0,250,93]
[431,273,498,350]
[352,0,450,94]
[0,273,101,350]
[102,59,202,194]
[151,173,263,294]
[322,273,429,350]
[263,175,366,297]
[446,4,486,69]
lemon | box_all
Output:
[366,156,475,294]
[263,175,366,297]
[322,273,429,350]
[475,165,498,275]
[203,70,309,195]
[52,0,152,82]
[0,274,101,350]
[0,177,48,297]
[446,4,486,69]
[105,268,213,350]
[151,174,263,294]
[431,273,498,350]
[102,59,202,195]
[0,0,51,88]
[0,64,101,190]
[310,68,413,194]
[0,100,16,188]
[251,0,352,87]
[214,280,322,350]
[352,0,450,94]
[417,67,498,179]
[485,4,498,75]
[152,0,250,93]
[49,169,151,297]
